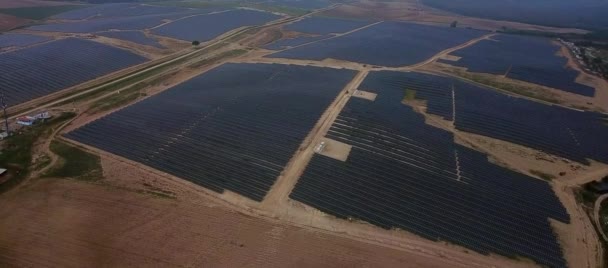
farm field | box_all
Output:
[66,63,356,201]
[291,72,570,267]
[151,9,281,42]
[267,21,487,66]
[0,179,456,268]
[283,16,371,34]
[0,33,51,49]
[97,31,164,48]
[437,34,595,96]
[0,38,146,107]
[372,71,608,164]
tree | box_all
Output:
[192,40,200,46]
[450,21,458,28]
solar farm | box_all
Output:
[151,9,281,42]
[266,21,489,66]
[97,31,164,48]
[0,33,51,49]
[66,63,355,201]
[2,1,608,268]
[437,34,596,96]
[0,38,146,107]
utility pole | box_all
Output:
[0,92,9,135]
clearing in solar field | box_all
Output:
[66,63,356,201]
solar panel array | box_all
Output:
[268,0,331,9]
[52,3,198,20]
[98,31,164,48]
[362,71,608,164]
[454,81,608,164]
[0,38,147,107]
[267,21,487,67]
[291,73,570,267]
[264,35,329,50]
[0,33,51,49]
[284,17,371,35]
[66,63,356,201]
[438,34,595,96]
[151,10,281,42]
[29,13,195,33]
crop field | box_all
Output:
[290,73,570,267]
[437,34,595,96]
[66,63,356,201]
[364,71,608,164]
[284,16,371,34]
[151,10,281,42]
[51,3,196,20]
[267,22,487,66]
[98,31,164,48]
[0,33,51,49]
[264,35,329,50]
[0,38,146,107]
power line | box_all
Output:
[0,92,9,135]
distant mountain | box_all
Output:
[422,0,608,30]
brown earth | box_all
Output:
[0,179,467,268]
[0,14,30,32]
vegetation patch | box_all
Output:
[0,5,86,20]
[188,49,248,68]
[448,69,562,104]
[45,141,102,181]
[600,199,608,238]
[0,112,75,193]
[529,169,555,181]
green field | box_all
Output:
[45,141,102,181]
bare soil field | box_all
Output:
[0,179,464,268]
[316,137,352,161]
[0,14,30,32]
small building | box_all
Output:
[16,111,51,126]
[0,168,6,177]
[16,116,36,126]
[0,131,7,140]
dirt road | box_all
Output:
[594,194,608,242]
[261,70,369,209]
